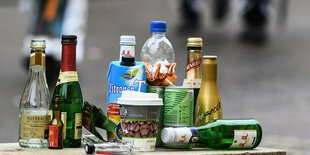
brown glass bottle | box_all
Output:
[48,95,64,149]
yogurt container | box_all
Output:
[117,91,163,152]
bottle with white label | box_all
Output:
[19,40,50,148]
[161,119,262,149]
[119,35,135,61]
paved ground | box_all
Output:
[0,0,310,154]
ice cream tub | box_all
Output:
[117,91,163,152]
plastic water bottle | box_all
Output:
[140,21,175,64]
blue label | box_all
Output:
[115,123,122,140]
[107,61,147,105]
[189,127,200,143]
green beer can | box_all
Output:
[147,85,165,147]
[163,87,194,148]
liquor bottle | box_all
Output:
[161,119,262,149]
[19,40,51,148]
[194,55,222,127]
[49,95,64,149]
[53,35,83,148]
[182,37,203,114]
[119,35,135,60]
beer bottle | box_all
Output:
[183,37,203,112]
[48,95,64,149]
[161,119,262,149]
[194,56,222,127]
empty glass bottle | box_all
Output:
[19,40,51,148]
[162,119,262,149]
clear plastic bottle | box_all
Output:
[140,21,175,65]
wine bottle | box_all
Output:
[53,35,83,148]
[19,40,51,148]
[161,119,262,149]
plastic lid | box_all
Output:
[62,35,77,43]
[85,144,95,154]
[30,40,46,48]
[120,35,136,45]
[121,56,135,66]
[117,91,163,106]
[151,21,167,33]
[187,37,203,47]
[203,55,217,59]
[161,128,175,144]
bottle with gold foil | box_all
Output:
[194,55,222,127]
[19,40,51,148]
[52,35,83,148]
[183,37,203,111]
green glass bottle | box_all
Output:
[161,119,262,149]
[52,35,83,148]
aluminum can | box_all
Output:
[163,87,194,148]
[147,85,165,146]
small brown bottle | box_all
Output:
[48,95,64,149]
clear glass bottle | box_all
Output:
[140,21,175,65]
[162,119,262,149]
[19,40,51,148]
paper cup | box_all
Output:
[117,91,163,152]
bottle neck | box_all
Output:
[52,102,61,119]
[120,44,135,61]
[29,48,46,68]
[185,48,202,79]
[61,43,76,72]
[151,32,166,38]
[202,58,217,82]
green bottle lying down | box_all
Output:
[83,101,117,141]
[162,119,262,149]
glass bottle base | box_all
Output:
[19,139,48,148]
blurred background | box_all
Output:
[0,0,309,154]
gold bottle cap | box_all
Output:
[203,55,217,59]
[187,37,203,47]
[30,40,46,48]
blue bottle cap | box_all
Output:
[150,21,167,33]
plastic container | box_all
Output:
[117,91,163,152]
[140,21,175,65]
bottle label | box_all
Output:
[48,110,53,121]
[107,106,122,141]
[189,127,200,143]
[74,113,82,139]
[56,71,79,86]
[30,52,45,67]
[229,130,257,148]
[171,127,200,143]
[119,45,135,61]
[182,79,201,88]
[61,112,67,139]
[49,126,59,147]
[186,58,201,72]
[20,114,50,139]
